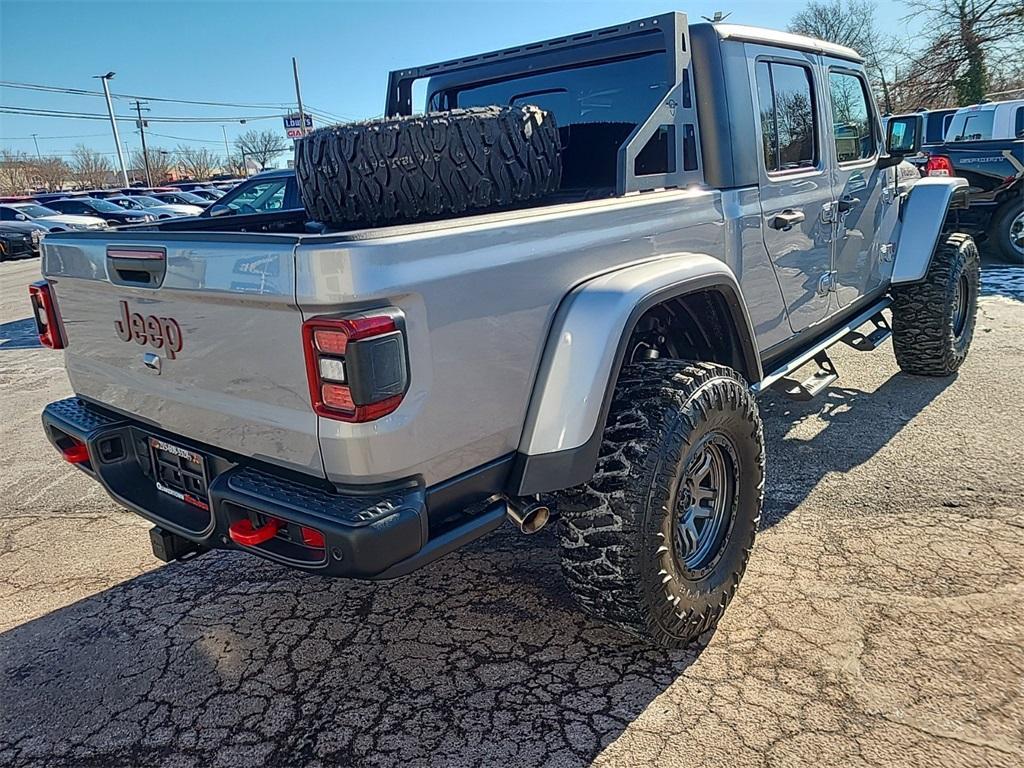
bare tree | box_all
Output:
[131,146,174,184]
[0,149,32,195]
[223,154,248,177]
[234,129,288,171]
[31,157,70,192]
[68,145,114,189]
[789,0,900,112]
[175,145,221,180]
[901,0,1024,106]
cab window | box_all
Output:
[755,61,818,173]
[829,72,875,163]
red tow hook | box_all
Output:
[228,518,280,546]
[61,442,90,465]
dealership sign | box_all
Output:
[284,113,314,138]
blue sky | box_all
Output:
[0,0,907,166]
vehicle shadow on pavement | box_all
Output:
[758,369,954,529]
[0,371,952,768]
[0,524,707,768]
[0,317,41,350]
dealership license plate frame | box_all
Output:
[148,436,211,511]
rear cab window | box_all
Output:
[755,60,819,173]
[947,109,995,142]
[432,53,676,190]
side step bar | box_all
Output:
[752,298,892,401]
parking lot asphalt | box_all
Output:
[1,255,1022,768]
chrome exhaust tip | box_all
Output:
[505,498,550,535]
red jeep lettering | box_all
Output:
[114,300,183,359]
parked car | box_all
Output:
[44,197,158,227]
[32,191,92,205]
[0,228,37,261]
[150,190,212,208]
[0,219,47,257]
[33,15,977,649]
[917,99,1024,262]
[107,195,203,219]
[0,202,108,232]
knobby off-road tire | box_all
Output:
[557,361,765,649]
[295,106,562,228]
[990,197,1024,265]
[892,232,980,376]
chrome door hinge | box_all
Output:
[820,201,837,224]
[879,243,896,262]
[817,270,839,295]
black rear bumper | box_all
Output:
[41,397,507,578]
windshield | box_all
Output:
[219,178,288,212]
[127,195,166,208]
[81,198,127,213]
[946,110,995,142]
[13,204,60,218]
[170,191,207,204]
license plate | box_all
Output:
[149,436,210,511]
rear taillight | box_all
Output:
[924,155,955,177]
[28,280,65,349]
[302,310,409,422]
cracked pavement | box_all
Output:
[1,257,1022,767]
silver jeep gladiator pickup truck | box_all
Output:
[32,14,978,648]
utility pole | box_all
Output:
[221,125,231,161]
[132,100,152,186]
[31,134,42,160]
[292,57,308,138]
[93,71,128,188]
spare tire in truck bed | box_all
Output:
[295,105,561,228]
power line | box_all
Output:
[1,105,286,123]
[0,80,295,110]
[1,132,109,140]
[144,131,226,145]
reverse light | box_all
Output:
[28,280,66,349]
[924,155,954,177]
[302,310,409,422]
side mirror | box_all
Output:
[15,214,27,221]
[208,203,233,218]
[878,114,923,168]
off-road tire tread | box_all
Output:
[892,232,979,376]
[295,106,561,227]
[556,361,765,648]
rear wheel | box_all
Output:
[892,232,979,376]
[557,361,765,648]
[991,198,1023,265]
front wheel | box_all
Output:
[556,361,765,649]
[892,232,980,376]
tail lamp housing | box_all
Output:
[302,309,409,422]
[924,154,954,177]
[28,280,66,349]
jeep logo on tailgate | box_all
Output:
[114,300,183,359]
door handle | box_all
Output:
[837,196,861,213]
[770,210,806,230]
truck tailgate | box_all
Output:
[42,234,323,478]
